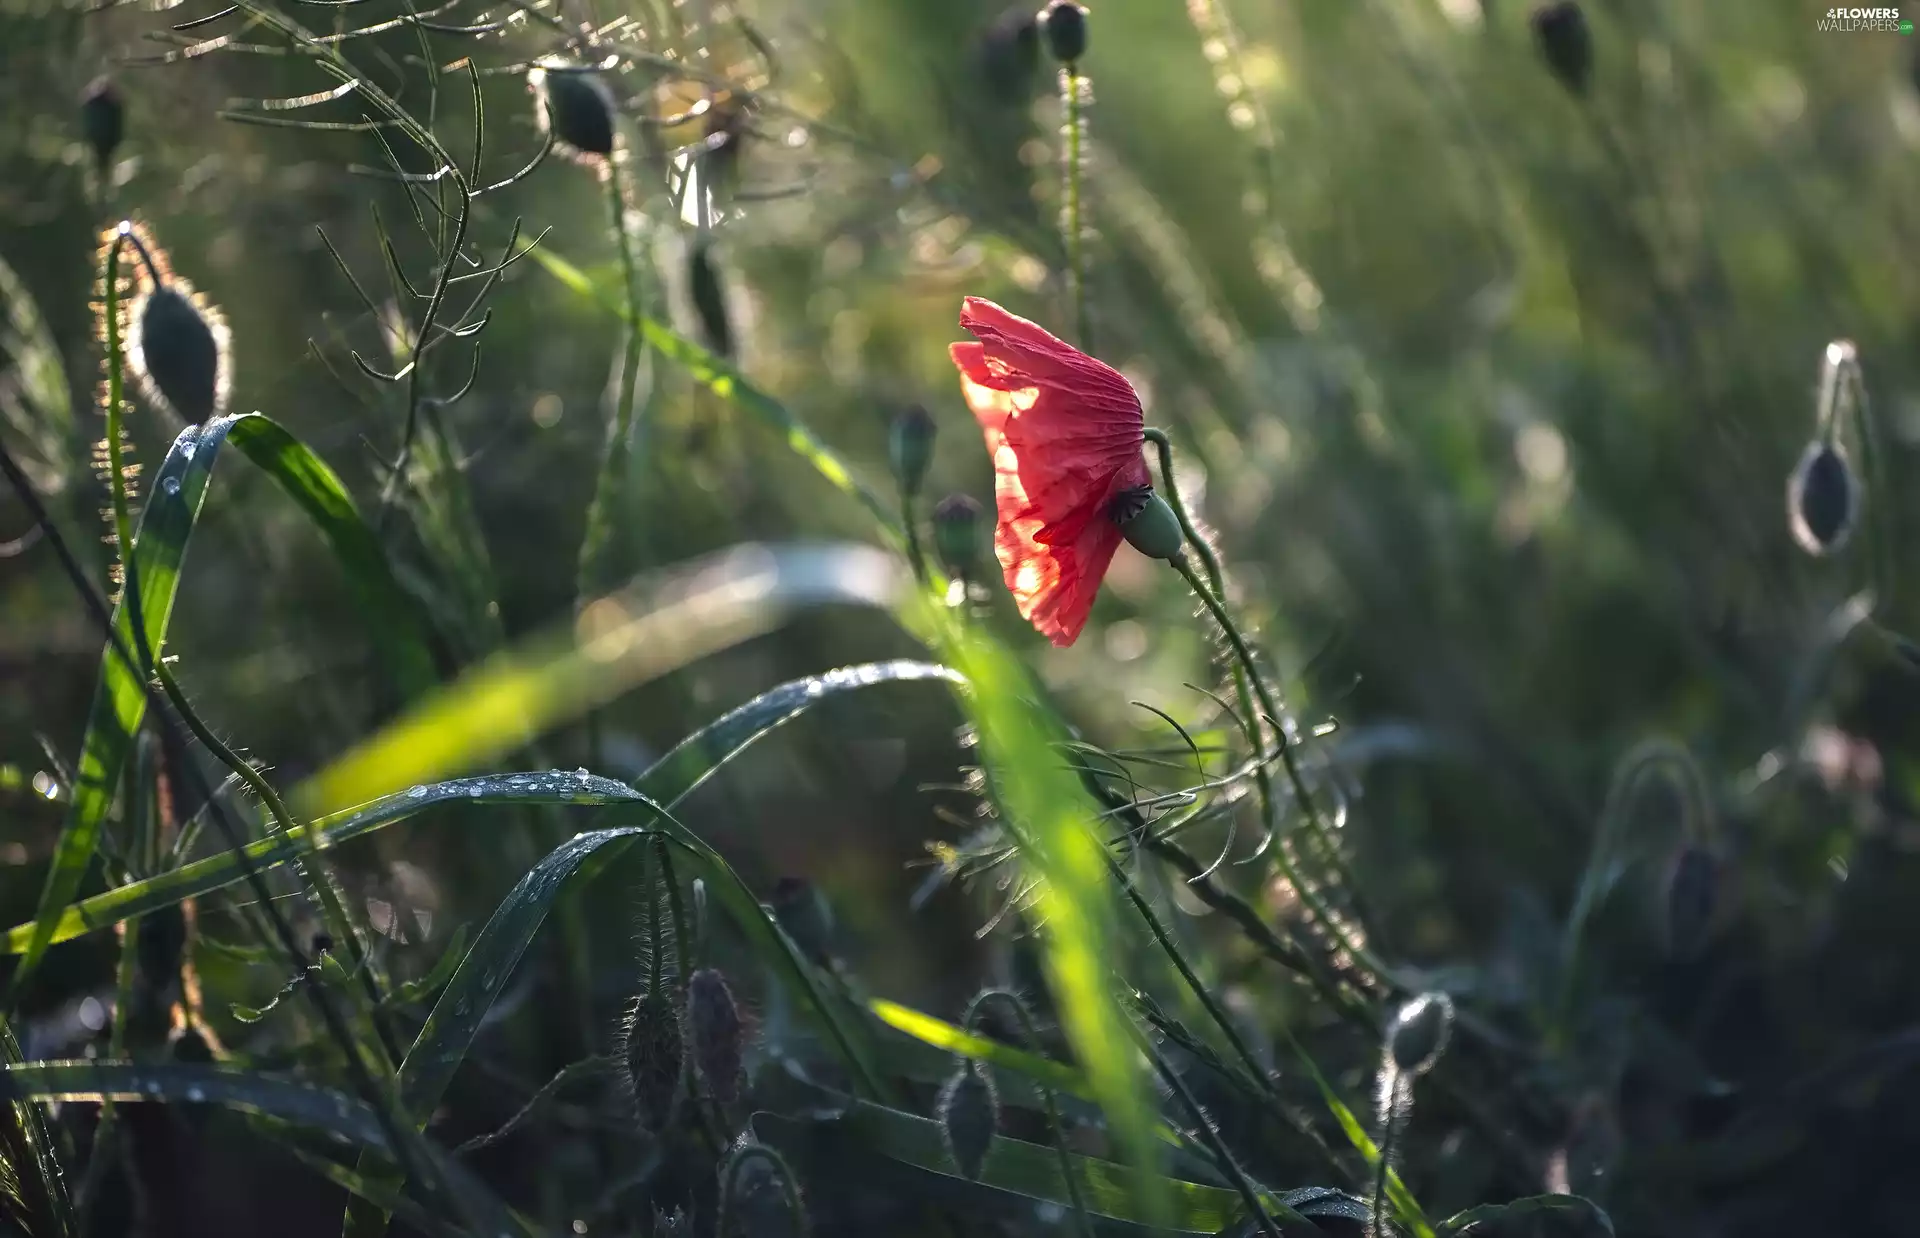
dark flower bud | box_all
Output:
[135,905,187,991]
[621,988,684,1133]
[80,77,124,173]
[937,1061,999,1179]
[1041,1,1089,65]
[769,876,836,967]
[688,967,745,1106]
[1109,486,1184,561]
[1788,440,1858,556]
[933,494,987,581]
[1531,2,1593,97]
[167,1025,216,1064]
[889,404,937,499]
[311,931,334,956]
[688,237,735,359]
[1662,845,1719,960]
[718,1141,810,1238]
[130,283,228,426]
[978,7,1043,103]
[531,66,616,158]
[1387,992,1454,1076]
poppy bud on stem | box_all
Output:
[961,988,1092,1235]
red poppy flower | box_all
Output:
[949,296,1152,647]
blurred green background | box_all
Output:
[6,0,1920,1235]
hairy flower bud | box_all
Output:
[80,77,124,173]
[531,66,616,159]
[937,1061,999,1179]
[1788,440,1858,556]
[933,493,986,581]
[889,404,937,499]
[1387,992,1454,1076]
[621,988,684,1133]
[688,967,746,1106]
[1531,3,1593,97]
[1041,1,1089,64]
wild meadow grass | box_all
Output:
[1,1,1918,1236]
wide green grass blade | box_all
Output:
[4,663,958,953]
[222,413,438,698]
[2,1062,535,1237]
[12,418,231,992]
[10,410,439,992]
[753,1092,1284,1235]
[1,773,641,954]
[908,598,1169,1228]
[528,247,902,547]
[294,542,909,817]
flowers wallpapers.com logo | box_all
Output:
[1819,6,1915,31]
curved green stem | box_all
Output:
[717,1142,808,1236]
[1145,429,1383,985]
[962,989,1093,1238]
[1136,1023,1284,1238]
[577,162,648,600]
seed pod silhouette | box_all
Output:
[531,66,616,159]
[688,967,745,1106]
[80,77,124,174]
[889,404,936,499]
[977,6,1042,103]
[1787,439,1858,556]
[122,229,230,427]
[1662,845,1719,960]
[933,493,986,582]
[937,1061,999,1179]
[1041,1,1089,64]
[1387,992,1455,1076]
[1531,2,1594,97]
[688,237,735,358]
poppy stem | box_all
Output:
[1060,64,1091,350]
[1146,430,1387,988]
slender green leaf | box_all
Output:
[13,419,231,991]
[869,997,1091,1100]
[0,251,76,497]
[1280,1027,1435,1238]
[295,542,909,816]
[752,1090,1285,1235]
[2,772,642,954]
[528,246,902,546]
[223,413,438,698]
[2,1062,535,1237]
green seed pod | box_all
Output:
[688,237,735,359]
[129,282,229,426]
[1531,2,1593,97]
[531,66,616,158]
[688,967,745,1106]
[1788,440,1858,556]
[889,405,937,499]
[80,77,124,173]
[1109,486,1184,561]
[621,988,684,1134]
[933,493,986,582]
[1386,992,1454,1076]
[1662,845,1719,960]
[1040,1,1089,64]
[936,1061,999,1180]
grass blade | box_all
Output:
[223,413,438,698]
[0,1018,75,1238]
[527,247,902,546]
[293,542,909,816]
[12,419,230,994]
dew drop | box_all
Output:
[574,767,589,777]
[406,785,429,799]
[144,1079,162,1095]
[161,476,182,497]
[186,1085,206,1102]
[179,442,196,461]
